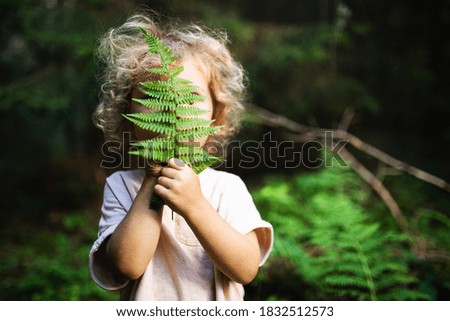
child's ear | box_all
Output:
[212,100,226,126]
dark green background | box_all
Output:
[0,0,449,300]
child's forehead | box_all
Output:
[179,54,211,83]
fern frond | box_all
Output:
[183,153,221,164]
[176,118,215,130]
[172,84,200,94]
[371,262,408,275]
[252,167,431,301]
[380,288,430,300]
[140,29,160,51]
[169,65,184,78]
[176,106,209,117]
[123,28,223,203]
[172,77,191,85]
[141,80,174,92]
[141,90,178,101]
[175,92,206,104]
[163,55,177,66]
[321,262,364,275]
[335,289,372,300]
[173,77,199,91]
[375,274,418,290]
[146,67,168,76]
[123,112,177,124]
[130,137,174,150]
[123,115,175,135]
[178,126,223,141]
[140,29,174,67]
[323,275,369,289]
[132,98,176,111]
[129,147,174,162]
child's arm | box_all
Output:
[155,159,261,285]
[104,175,164,280]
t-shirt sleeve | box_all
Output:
[89,174,132,290]
[219,175,273,266]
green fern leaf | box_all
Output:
[169,65,184,78]
[175,92,206,104]
[178,126,222,141]
[123,29,223,210]
[130,137,175,151]
[129,147,174,162]
[176,106,209,117]
[131,98,176,111]
[141,90,177,101]
[323,275,369,289]
[380,288,430,300]
[146,67,168,76]
[141,80,174,92]
[252,167,432,301]
[176,118,215,130]
[124,112,177,124]
[123,115,175,135]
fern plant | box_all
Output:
[123,29,222,207]
[251,165,430,300]
[306,193,427,300]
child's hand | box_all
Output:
[154,158,206,216]
[144,160,164,178]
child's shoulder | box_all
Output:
[104,169,145,193]
[106,169,144,182]
[199,167,246,188]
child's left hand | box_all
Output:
[154,158,207,217]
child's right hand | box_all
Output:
[144,160,164,178]
[154,158,206,217]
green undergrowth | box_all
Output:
[247,166,446,300]
[0,210,118,300]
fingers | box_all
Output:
[160,167,178,179]
[157,176,173,189]
[144,158,184,178]
[154,183,169,198]
[145,160,164,177]
[168,158,186,170]
[154,158,191,201]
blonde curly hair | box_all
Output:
[92,13,245,145]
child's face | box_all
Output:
[130,58,213,147]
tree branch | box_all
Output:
[246,104,450,263]
[337,147,410,234]
[248,104,450,192]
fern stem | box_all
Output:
[356,241,378,301]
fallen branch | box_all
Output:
[248,104,450,192]
[337,147,410,234]
[246,104,450,263]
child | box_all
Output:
[89,12,273,300]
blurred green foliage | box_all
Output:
[0,0,448,300]
[247,165,447,300]
[0,210,117,300]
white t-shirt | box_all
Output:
[89,167,273,300]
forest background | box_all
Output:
[0,0,449,300]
